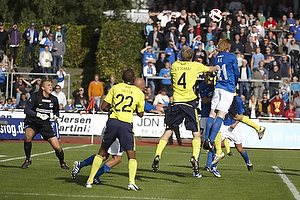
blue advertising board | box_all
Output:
[0,118,60,140]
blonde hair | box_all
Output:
[181,47,195,61]
[248,95,257,108]
[217,38,231,52]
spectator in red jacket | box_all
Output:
[264,16,277,37]
[285,103,296,122]
[270,90,285,117]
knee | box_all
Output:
[115,156,122,164]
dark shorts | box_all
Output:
[228,96,238,116]
[24,121,56,141]
[102,118,134,151]
[166,100,200,132]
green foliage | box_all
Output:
[1,0,132,25]
[4,22,97,69]
[96,20,144,83]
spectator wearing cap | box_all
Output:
[53,25,68,45]
[52,35,65,73]
[21,22,38,68]
[193,19,203,37]
[165,14,177,33]
[270,90,284,117]
[8,23,21,65]
[38,23,51,42]
[0,23,8,54]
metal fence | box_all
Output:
[5,72,71,100]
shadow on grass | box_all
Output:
[0,164,22,169]
[55,175,134,191]
[263,168,300,176]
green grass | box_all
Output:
[0,142,299,200]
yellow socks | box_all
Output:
[215,131,222,155]
[241,115,260,132]
[155,138,168,157]
[87,154,103,183]
[224,138,231,154]
[192,138,201,160]
[128,159,137,184]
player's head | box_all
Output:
[134,78,145,91]
[217,38,231,52]
[180,47,194,61]
[122,69,135,83]
[41,79,53,94]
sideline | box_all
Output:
[0,144,92,163]
[272,166,300,200]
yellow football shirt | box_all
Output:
[104,83,145,123]
[171,61,210,102]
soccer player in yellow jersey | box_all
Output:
[152,47,219,178]
[85,69,145,190]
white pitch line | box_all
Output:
[0,144,92,163]
[0,192,187,200]
[272,166,300,200]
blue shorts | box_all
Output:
[102,118,134,151]
[166,100,200,132]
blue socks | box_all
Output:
[206,151,213,168]
[95,163,111,178]
[80,155,95,168]
[198,148,202,163]
[205,117,214,140]
[209,117,223,143]
[241,150,250,164]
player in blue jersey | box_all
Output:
[198,74,223,177]
[203,38,239,152]
[219,95,253,171]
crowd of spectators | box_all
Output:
[139,0,300,121]
[0,1,300,122]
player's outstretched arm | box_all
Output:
[208,65,219,72]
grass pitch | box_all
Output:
[0,141,299,200]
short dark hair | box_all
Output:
[122,69,135,83]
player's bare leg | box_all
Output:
[48,137,69,169]
[21,128,35,169]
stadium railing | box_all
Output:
[9,72,71,100]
